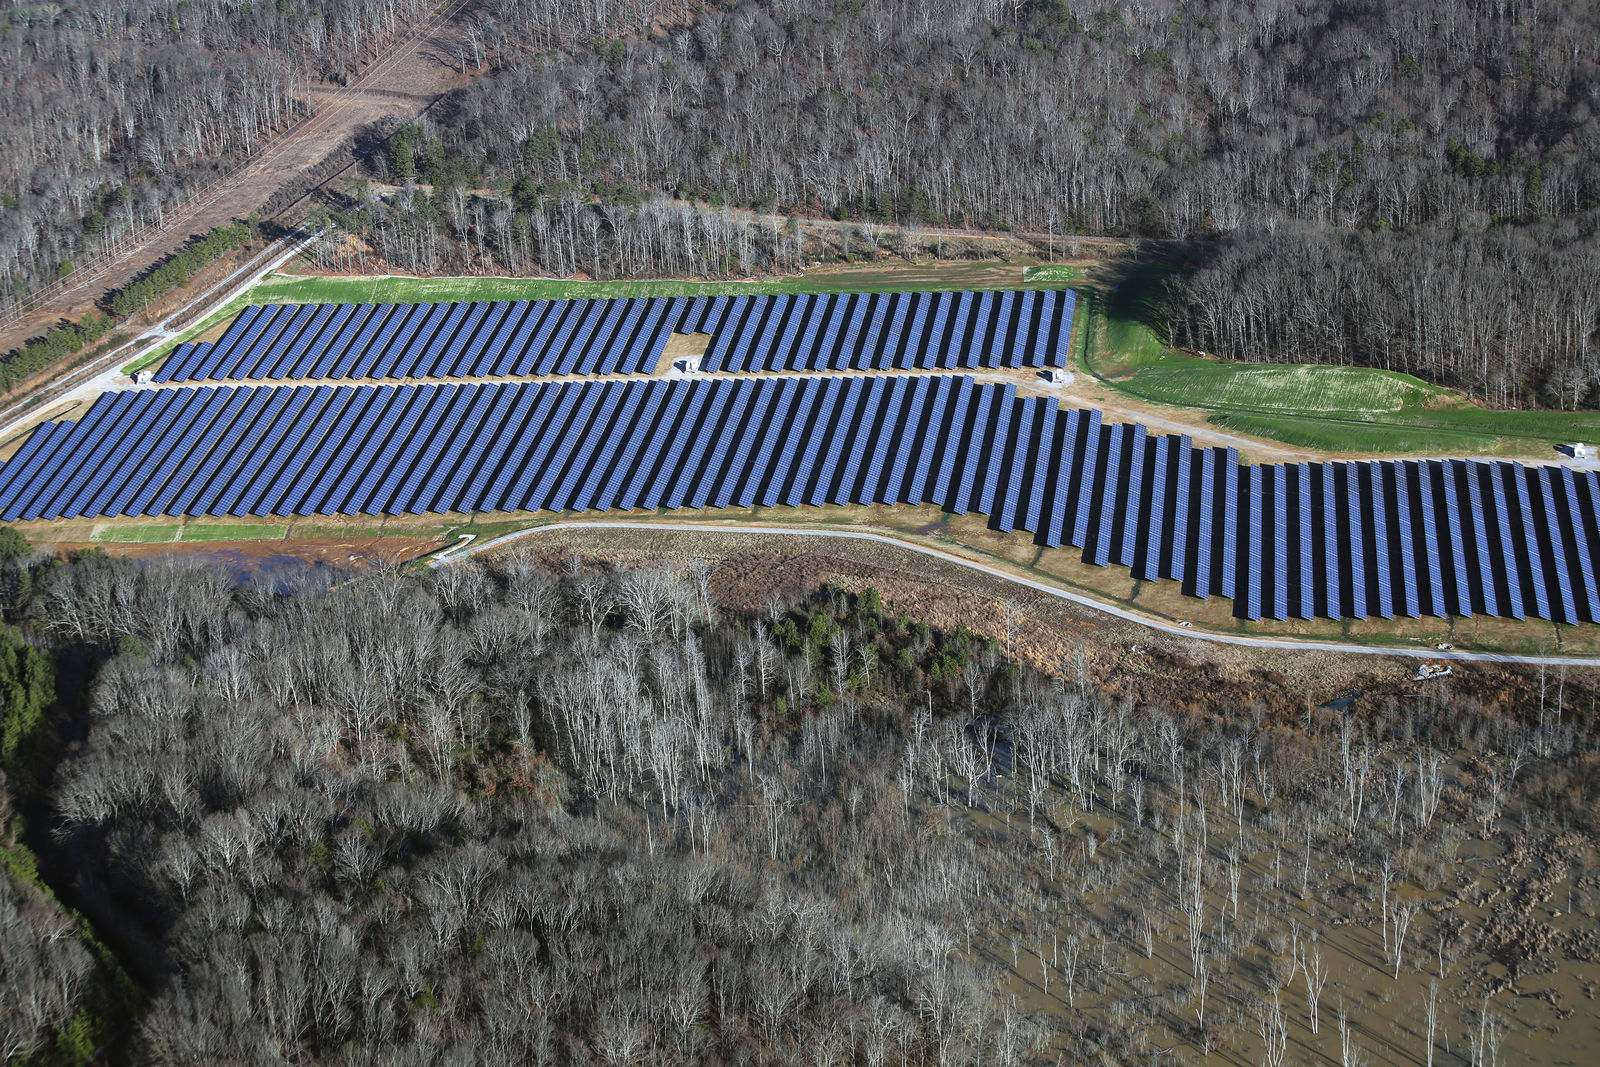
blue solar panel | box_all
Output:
[19,391,142,519]
[1033,290,1059,369]
[314,387,423,515]
[882,377,932,505]
[477,301,529,376]
[1554,468,1600,622]
[143,388,261,516]
[569,382,651,511]
[350,302,417,378]
[964,292,997,369]
[182,388,294,516]
[1407,462,1444,617]
[1496,462,1540,619]
[633,380,716,511]
[528,382,614,511]
[1217,449,1239,599]
[1531,467,1579,624]
[209,388,321,515]
[609,382,689,511]
[546,383,629,511]
[1138,435,1169,580]
[210,304,289,379]
[1189,449,1217,599]
[857,376,910,504]
[344,384,448,513]
[389,385,490,514]
[593,382,671,511]
[506,301,558,376]
[1284,463,1309,619]
[162,306,256,380]
[270,303,342,380]
[754,378,820,508]
[1386,462,1418,618]
[1315,462,1340,618]
[433,301,491,377]
[306,304,376,379]
[1043,411,1081,549]
[927,376,975,507]
[919,293,954,370]
[1068,409,1103,548]
[277,386,384,515]
[1164,439,1192,582]
[58,390,182,518]
[831,377,890,504]
[1023,400,1059,537]
[1459,462,1500,617]
[326,303,395,379]
[526,301,577,376]
[994,396,1036,534]
[0,421,70,516]
[411,386,503,514]
[1427,461,1468,616]
[1241,465,1263,620]
[1339,462,1367,617]
[782,378,846,506]
[219,385,326,515]
[707,379,779,509]
[1089,422,1123,565]
[1269,464,1289,620]
[1358,465,1389,617]
[945,292,976,368]
[662,379,739,509]
[682,379,757,509]
[494,381,588,512]
[948,381,996,515]
[973,384,1015,517]
[806,378,868,507]
[1114,424,1148,567]
[130,387,267,517]
[591,300,647,376]
[905,375,953,505]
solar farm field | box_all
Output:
[3,367,1597,626]
[154,289,1075,383]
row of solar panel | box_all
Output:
[155,296,691,384]
[154,288,1077,384]
[683,288,1075,373]
[4,376,1594,624]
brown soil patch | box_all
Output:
[50,535,444,572]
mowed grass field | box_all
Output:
[1084,264,1600,456]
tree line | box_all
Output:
[0,541,1593,1062]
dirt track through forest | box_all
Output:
[0,2,475,355]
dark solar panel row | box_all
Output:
[695,289,1075,374]
[5,379,1594,624]
[156,297,692,383]
[157,289,1077,383]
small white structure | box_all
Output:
[1415,663,1453,681]
[1575,442,1590,460]
[1041,368,1073,386]
[133,369,154,385]
[674,354,702,375]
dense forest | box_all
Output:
[0,544,1596,1063]
[373,0,1600,405]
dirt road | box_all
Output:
[0,2,475,355]
[434,520,1600,668]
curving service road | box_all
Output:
[428,520,1599,668]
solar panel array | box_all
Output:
[155,288,1076,383]
[5,374,1595,625]
[156,297,691,383]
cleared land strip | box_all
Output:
[432,521,1600,668]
